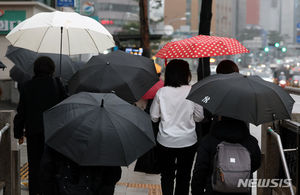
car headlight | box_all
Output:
[279,80,286,85]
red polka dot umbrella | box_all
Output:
[155,35,249,60]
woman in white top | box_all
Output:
[150,59,204,195]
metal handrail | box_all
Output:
[283,148,298,152]
[268,127,295,195]
[0,123,10,143]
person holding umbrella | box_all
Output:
[150,59,204,195]
[40,144,121,195]
[190,60,261,194]
[216,59,239,74]
[13,56,66,195]
[40,92,156,195]
[202,59,240,134]
[191,116,261,195]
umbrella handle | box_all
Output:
[60,26,63,76]
[272,113,277,130]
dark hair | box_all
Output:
[216,60,239,74]
[164,59,191,87]
[33,56,55,77]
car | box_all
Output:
[275,72,288,88]
[291,75,300,87]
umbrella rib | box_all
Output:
[86,29,101,54]
[105,108,155,165]
[110,66,147,101]
[10,30,26,46]
[37,26,51,52]
[109,108,155,142]
[213,84,234,115]
[59,108,99,164]
[87,92,104,105]
[251,78,294,119]
[245,79,259,124]
[103,109,130,165]
[67,28,71,56]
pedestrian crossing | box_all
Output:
[19,163,162,195]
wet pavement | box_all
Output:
[19,143,162,195]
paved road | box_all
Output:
[291,94,300,113]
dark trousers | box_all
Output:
[158,143,197,195]
[27,134,44,195]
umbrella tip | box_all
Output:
[101,99,104,107]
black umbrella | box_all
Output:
[0,60,6,70]
[6,45,83,84]
[43,92,156,166]
[68,50,159,103]
[187,73,295,125]
[9,66,31,83]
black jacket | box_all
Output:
[14,76,66,138]
[191,119,261,195]
[40,145,122,195]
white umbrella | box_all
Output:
[6,11,115,55]
[6,11,115,74]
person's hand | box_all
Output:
[18,137,24,145]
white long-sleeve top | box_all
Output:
[150,85,204,148]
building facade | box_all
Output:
[164,0,201,35]
[0,1,56,104]
[212,0,236,38]
[80,0,139,35]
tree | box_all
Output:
[139,0,150,58]
[197,0,213,81]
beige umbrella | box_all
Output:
[6,11,115,73]
[6,11,115,55]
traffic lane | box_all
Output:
[291,94,300,113]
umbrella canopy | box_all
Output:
[44,92,156,166]
[155,35,249,59]
[186,73,295,125]
[142,79,164,100]
[0,60,6,70]
[6,46,83,84]
[9,66,31,84]
[68,50,159,103]
[6,11,114,55]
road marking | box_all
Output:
[117,182,162,195]
[20,163,162,194]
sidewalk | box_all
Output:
[19,125,261,195]
[19,144,162,195]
